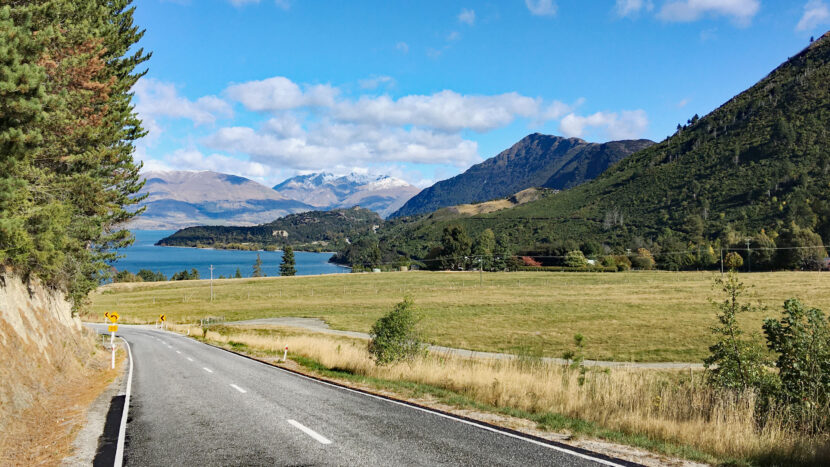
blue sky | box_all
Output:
[133,0,830,187]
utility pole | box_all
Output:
[745,238,752,273]
[209,264,214,301]
[479,257,483,287]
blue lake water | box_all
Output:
[112,230,348,279]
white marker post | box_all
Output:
[283,345,288,362]
[111,330,115,369]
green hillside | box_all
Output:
[158,207,382,252]
[372,32,830,270]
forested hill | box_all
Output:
[389,134,653,218]
[157,207,382,252]
[372,32,830,269]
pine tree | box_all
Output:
[280,246,296,276]
[234,267,242,279]
[252,254,264,277]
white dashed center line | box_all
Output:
[230,384,247,394]
[287,419,332,445]
[186,357,194,362]
[202,367,213,373]
[175,350,181,354]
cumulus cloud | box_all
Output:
[225,77,339,112]
[796,0,830,31]
[203,121,481,170]
[615,0,654,17]
[134,78,233,125]
[559,110,649,140]
[331,90,541,132]
[526,0,557,16]
[657,0,760,25]
[458,8,476,25]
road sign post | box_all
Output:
[283,345,288,362]
[105,312,120,369]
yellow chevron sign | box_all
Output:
[105,311,119,323]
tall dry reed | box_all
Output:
[173,324,827,463]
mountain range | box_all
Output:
[273,173,420,218]
[390,135,654,218]
[370,31,830,266]
[130,171,313,229]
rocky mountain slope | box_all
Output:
[272,173,420,218]
[390,134,653,218]
[130,171,313,229]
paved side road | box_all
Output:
[230,317,703,369]
[88,324,636,466]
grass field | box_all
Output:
[87,270,830,362]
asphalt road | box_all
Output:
[89,324,633,466]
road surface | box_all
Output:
[90,324,635,466]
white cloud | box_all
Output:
[559,110,649,140]
[225,77,339,112]
[526,0,557,16]
[134,78,233,126]
[447,31,462,41]
[165,148,275,179]
[615,0,654,17]
[677,98,690,108]
[657,0,759,25]
[396,42,409,53]
[458,8,476,25]
[203,122,481,170]
[796,0,830,31]
[359,75,395,90]
[331,90,541,132]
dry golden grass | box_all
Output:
[90,270,830,362]
[0,332,122,466]
[172,324,829,464]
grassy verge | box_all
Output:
[89,270,830,362]
[173,323,829,466]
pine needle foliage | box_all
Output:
[0,1,149,309]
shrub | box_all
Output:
[724,251,743,270]
[705,270,770,392]
[763,299,830,432]
[613,255,632,271]
[368,297,425,366]
[631,248,655,270]
[564,250,588,268]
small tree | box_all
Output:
[280,246,296,276]
[234,267,242,279]
[565,250,588,268]
[473,229,496,270]
[631,248,655,270]
[368,297,425,366]
[704,270,768,391]
[724,251,743,270]
[763,299,830,431]
[252,253,264,278]
[440,225,472,270]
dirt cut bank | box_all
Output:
[0,268,117,465]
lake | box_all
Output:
[112,230,349,279]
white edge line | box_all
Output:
[287,419,332,445]
[230,383,247,394]
[168,326,622,466]
[175,350,181,354]
[266,359,622,466]
[186,357,194,362]
[114,336,133,467]
[203,367,213,373]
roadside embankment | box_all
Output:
[0,269,120,464]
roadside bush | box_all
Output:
[763,299,830,432]
[368,297,425,366]
[600,255,617,269]
[113,270,142,283]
